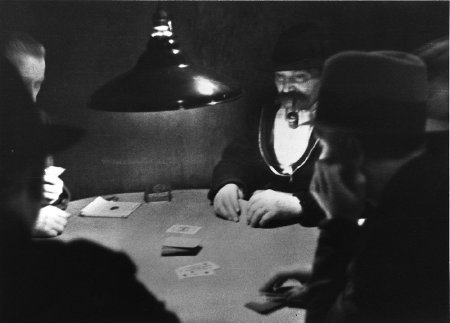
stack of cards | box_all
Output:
[161,236,202,256]
[175,261,220,279]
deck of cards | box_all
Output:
[175,261,220,279]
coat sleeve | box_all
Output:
[208,105,270,201]
[306,159,448,323]
[304,218,360,323]
[208,136,269,201]
[293,190,326,227]
[326,204,449,323]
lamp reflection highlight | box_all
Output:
[194,76,219,96]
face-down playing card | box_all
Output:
[245,298,286,315]
[161,236,202,256]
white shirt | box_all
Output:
[273,108,314,175]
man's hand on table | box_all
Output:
[246,190,302,227]
[259,263,312,307]
[213,183,244,222]
[33,205,70,237]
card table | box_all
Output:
[60,189,319,323]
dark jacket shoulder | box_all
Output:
[2,239,180,323]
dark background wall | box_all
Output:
[0,1,448,199]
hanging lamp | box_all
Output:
[90,7,242,112]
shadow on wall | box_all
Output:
[58,99,247,199]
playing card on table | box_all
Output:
[161,246,202,257]
[80,197,141,218]
[177,261,220,272]
[166,224,202,234]
[176,268,215,279]
[175,261,220,279]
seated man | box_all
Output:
[260,51,448,322]
[209,22,332,227]
[1,31,70,237]
[0,58,179,323]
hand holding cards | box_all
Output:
[43,166,65,204]
[245,285,306,315]
[45,166,65,177]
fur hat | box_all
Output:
[314,50,428,134]
[272,22,332,71]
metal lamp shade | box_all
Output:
[90,12,242,112]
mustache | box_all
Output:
[275,92,310,111]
